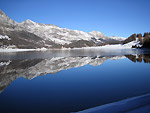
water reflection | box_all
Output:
[0,55,123,93]
[125,54,150,63]
[0,53,150,93]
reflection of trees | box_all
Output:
[143,54,150,63]
[125,54,150,63]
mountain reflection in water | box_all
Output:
[0,53,150,93]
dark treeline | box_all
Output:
[123,32,150,48]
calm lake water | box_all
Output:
[0,49,150,113]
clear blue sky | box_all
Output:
[0,0,149,37]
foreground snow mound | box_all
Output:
[77,94,150,113]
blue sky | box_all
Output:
[0,0,149,37]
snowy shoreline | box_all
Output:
[0,47,47,52]
[0,41,141,52]
[0,46,131,52]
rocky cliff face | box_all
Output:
[0,9,125,49]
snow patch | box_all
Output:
[0,35,11,40]
[0,60,11,67]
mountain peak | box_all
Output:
[89,31,103,34]
[89,31,105,36]
[0,9,17,26]
[0,9,9,19]
[48,24,60,28]
[23,19,35,23]
[89,31,106,38]
[21,19,36,26]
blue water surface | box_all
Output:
[0,50,150,113]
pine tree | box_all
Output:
[137,33,142,38]
[143,32,149,37]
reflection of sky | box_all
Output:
[0,58,150,113]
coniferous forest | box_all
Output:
[123,32,150,48]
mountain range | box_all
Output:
[0,9,125,49]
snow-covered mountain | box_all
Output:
[0,9,125,49]
[19,19,92,45]
[19,19,124,45]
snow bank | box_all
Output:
[0,47,47,52]
[0,49,36,52]
[76,94,150,113]
[73,40,141,50]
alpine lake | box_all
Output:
[0,48,150,113]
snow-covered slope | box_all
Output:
[19,20,102,45]
[71,40,141,50]
[100,40,142,49]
